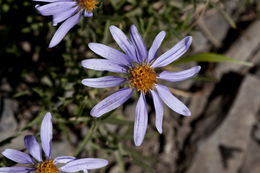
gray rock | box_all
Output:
[187,75,260,173]
[215,20,260,78]
[191,31,210,53]
[240,138,260,173]
[0,99,18,141]
[202,11,230,45]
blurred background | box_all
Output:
[0,0,259,172]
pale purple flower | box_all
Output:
[0,112,108,173]
[34,0,98,48]
[81,24,201,146]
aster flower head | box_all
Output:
[81,24,201,146]
[34,0,98,48]
[0,112,108,173]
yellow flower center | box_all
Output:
[78,0,98,11]
[130,64,157,93]
[36,160,58,173]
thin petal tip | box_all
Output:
[157,127,163,134]
[44,112,52,119]
[90,110,100,118]
[48,41,56,48]
[134,138,143,146]
[185,36,192,45]
[183,109,191,116]
[81,60,87,68]
[196,65,201,72]
[81,79,87,86]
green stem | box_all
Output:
[115,143,125,173]
[74,120,96,157]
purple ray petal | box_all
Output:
[41,112,53,159]
[150,90,164,134]
[81,59,128,73]
[134,92,148,146]
[151,36,192,68]
[2,149,34,164]
[35,1,76,16]
[88,43,131,66]
[84,10,93,17]
[52,6,78,26]
[148,31,166,63]
[59,158,108,172]
[90,88,134,117]
[0,166,35,173]
[54,156,76,164]
[109,25,138,63]
[82,76,126,88]
[24,135,42,162]
[34,0,72,2]
[158,66,201,82]
[49,11,81,48]
[83,170,88,173]
[129,25,147,62]
[156,84,191,116]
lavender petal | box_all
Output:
[150,90,164,134]
[0,166,35,173]
[88,43,131,66]
[134,92,148,146]
[41,112,53,159]
[52,6,78,26]
[151,36,192,68]
[91,88,134,117]
[129,24,147,62]
[84,10,93,17]
[59,158,108,172]
[2,149,34,164]
[33,0,72,2]
[109,25,138,63]
[54,156,76,164]
[81,59,128,73]
[156,84,191,116]
[49,11,81,48]
[35,1,76,16]
[148,31,166,63]
[24,135,42,162]
[82,76,126,88]
[158,66,201,82]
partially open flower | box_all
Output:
[0,112,108,173]
[81,24,201,146]
[34,0,98,48]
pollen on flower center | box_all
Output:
[130,64,157,93]
[78,0,98,11]
[36,160,58,173]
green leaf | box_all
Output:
[115,148,125,173]
[13,90,30,98]
[172,53,253,66]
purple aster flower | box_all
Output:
[0,112,108,173]
[34,0,98,48]
[81,24,201,146]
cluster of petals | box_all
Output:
[0,112,108,173]
[81,24,201,146]
[34,0,95,48]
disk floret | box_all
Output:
[36,160,58,173]
[130,64,157,93]
[77,0,98,11]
